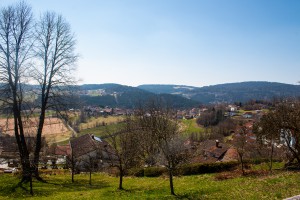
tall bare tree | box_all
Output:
[0,2,34,182]
[0,2,77,185]
[32,11,77,178]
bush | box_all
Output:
[128,162,239,177]
[177,162,239,176]
[144,167,166,177]
[127,168,144,177]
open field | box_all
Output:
[79,116,124,130]
[180,119,206,137]
[79,123,125,137]
[0,117,71,143]
[0,168,300,199]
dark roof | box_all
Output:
[70,134,97,158]
[191,140,231,163]
[0,135,46,158]
[70,134,114,158]
[0,136,18,153]
[55,145,71,156]
[220,147,238,162]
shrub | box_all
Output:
[127,168,144,177]
[144,167,166,177]
[177,162,239,176]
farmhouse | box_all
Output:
[190,140,238,163]
[242,112,253,119]
[0,135,47,160]
[70,134,116,172]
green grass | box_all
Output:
[181,119,204,133]
[78,122,125,138]
[79,116,124,130]
[1,169,300,199]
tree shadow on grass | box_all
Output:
[0,177,111,198]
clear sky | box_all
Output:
[2,0,300,87]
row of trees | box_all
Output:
[0,1,77,187]
[103,102,188,195]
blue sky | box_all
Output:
[2,0,300,87]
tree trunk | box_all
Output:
[119,168,123,190]
[169,168,175,195]
[269,140,274,172]
[239,153,245,175]
[89,170,92,185]
[30,173,33,196]
[70,154,75,183]
[33,102,47,180]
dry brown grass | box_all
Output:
[0,117,71,142]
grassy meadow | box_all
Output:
[0,168,300,199]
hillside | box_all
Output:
[138,84,198,95]
[138,81,300,104]
[4,82,299,109]
[79,84,199,108]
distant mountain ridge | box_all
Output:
[79,84,199,108]
[79,81,300,108]
[138,81,300,104]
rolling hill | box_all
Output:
[138,82,300,104]
[79,84,199,108]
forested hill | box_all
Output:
[138,84,198,95]
[79,84,199,108]
[9,82,300,108]
[138,82,300,104]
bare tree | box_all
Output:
[158,135,188,195]
[32,11,77,178]
[0,2,34,183]
[253,111,281,171]
[256,100,300,167]
[0,2,77,188]
[136,102,188,196]
[234,126,248,175]
[277,101,300,166]
[105,122,142,190]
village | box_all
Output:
[0,101,286,176]
[1,0,300,198]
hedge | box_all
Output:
[176,161,239,176]
[127,161,240,177]
[143,167,167,177]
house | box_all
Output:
[54,145,71,156]
[70,134,116,172]
[0,135,47,169]
[190,140,238,163]
[228,105,238,112]
[50,144,72,168]
[242,112,253,119]
[0,135,47,160]
[113,108,127,116]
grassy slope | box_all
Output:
[180,119,206,138]
[0,170,300,199]
[79,116,124,130]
